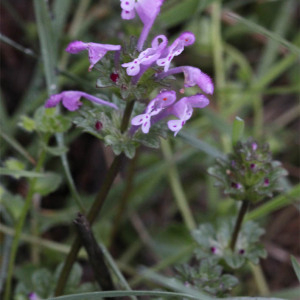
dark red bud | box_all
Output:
[110,73,119,83]
[95,121,102,131]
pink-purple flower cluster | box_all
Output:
[44,0,214,137]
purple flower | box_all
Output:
[167,94,209,136]
[28,292,41,300]
[157,32,195,72]
[251,142,258,151]
[131,90,176,133]
[156,66,214,95]
[135,0,164,51]
[120,0,136,20]
[45,91,118,111]
[66,41,121,71]
[122,35,167,76]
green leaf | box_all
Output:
[33,172,62,196]
[32,269,53,298]
[43,144,68,156]
[34,107,71,133]
[3,158,25,179]
[232,116,244,147]
[291,255,300,282]
[18,115,36,132]
[0,189,24,221]
[124,143,136,159]
[0,168,46,178]
[245,184,300,220]
[67,263,82,287]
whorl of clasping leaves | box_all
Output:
[208,138,288,203]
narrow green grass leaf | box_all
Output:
[44,290,204,300]
[161,139,196,230]
[232,116,244,147]
[257,0,294,77]
[0,168,46,178]
[0,128,36,165]
[97,242,137,300]
[0,33,38,58]
[245,184,300,221]
[33,0,58,95]
[290,256,300,282]
[141,270,213,300]
[224,10,300,55]
[160,0,214,27]
[34,0,85,212]
[271,286,300,300]
[53,0,72,43]
[179,130,225,159]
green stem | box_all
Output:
[229,200,249,251]
[161,139,196,231]
[109,150,139,248]
[4,136,49,300]
[54,100,135,296]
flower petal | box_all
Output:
[65,41,88,54]
[141,119,151,133]
[45,94,63,108]
[120,0,135,10]
[122,60,141,76]
[45,91,118,111]
[184,94,210,109]
[167,119,184,136]
[121,8,136,20]
[183,66,214,94]
[131,114,148,125]
[61,91,83,111]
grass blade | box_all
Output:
[179,130,225,159]
[224,10,300,55]
[245,184,300,221]
[290,256,300,282]
[232,116,244,147]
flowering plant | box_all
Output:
[1,1,298,300]
[44,0,214,159]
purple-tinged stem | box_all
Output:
[229,200,249,251]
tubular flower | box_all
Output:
[122,35,168,76]
[131,90,176,133]
[156,66,214,95]
[135,0,164,50]
[167,94,209,136]
[45,91,118,111]
[120,0,164,51]
[66,41,121,71]
[156,32,195,72]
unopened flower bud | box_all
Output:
[95,121,103,131]
[110,72,119,83]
